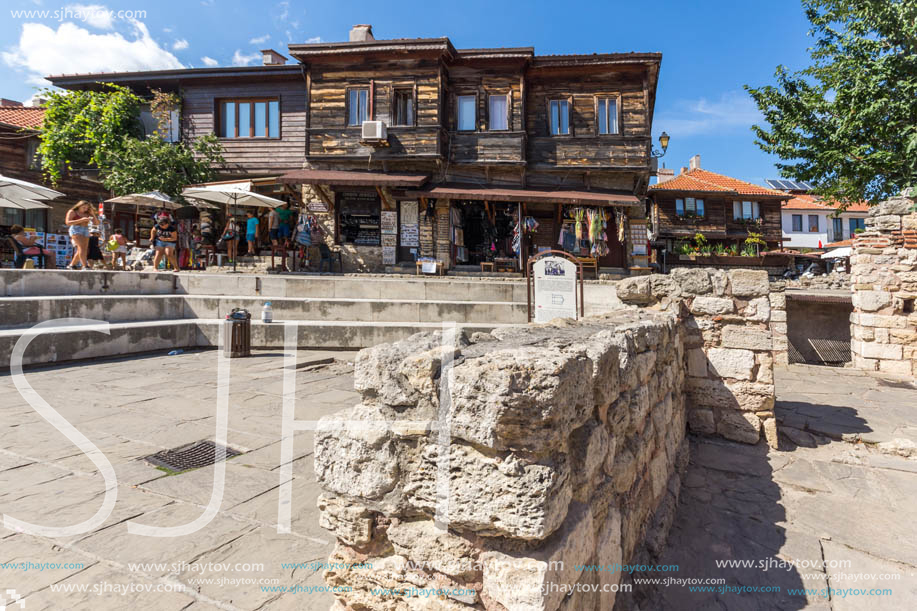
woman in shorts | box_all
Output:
[64,200,96,270]
[150,215,180,271]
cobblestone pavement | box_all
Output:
[0,349,360,610]
[655,365,917,610]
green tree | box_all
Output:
[38,84,224,197]
[746,0,917,205]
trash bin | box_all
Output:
[221,308,251,358]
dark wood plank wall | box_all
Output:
[444,63,525,164]
[307,59,441,159]
[182,78,306,174]
[525,66,650,169]
[655,194,784,242]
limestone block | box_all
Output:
[404,442,572,540]
[686,348,707,377]
[611,446,638,492]
[687,408,715,435]
[743,296,771,322]
[756,352,775,385]
[317,494,373,546]
[729,269,770,297]
[649,450,669,502]
[875,197,914,216]
[650,274,682,298]
[387,519,479,578]
[706,348,756,380]
[615,276,651,303]
[771,309,787,322]
[721,325,772,350]
[860,342,903,360]
[671,268,713,294]
[596,507,623,611]
[711,269,730,296]
[903,214,917,231]
[769,292,787,309]
[450,346,593,451]
[481,502,594,611]
[855,290,892,312]
[875,327,890,343]
[873,215,902,231]
[690,296,735,315]
[579,329,621,408]
[686,377,774,412]
[716,410,761,444]
[878,359,911,375]
[570,421,609,498]
[315,405,400,501]
[763,418,779,449]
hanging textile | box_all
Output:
[614,208,626,243]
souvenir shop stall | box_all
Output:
[448,201,519,269]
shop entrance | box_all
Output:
[451,201,517,267]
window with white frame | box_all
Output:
[549,99,570,135]
[675,197,705,217]
[488,94,509,131]
[457,95,476,131]
[347,89,369,126]
[733,201,760,220]
[596,97,618,134]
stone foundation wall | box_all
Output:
[850,191,917,377]
[315,310,688,610]
[786,272,851,291]
[616,268,784,447]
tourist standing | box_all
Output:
[221,214,239,262]
[245,210,259,255]
[150,216,180,271]
[65,200,96,270]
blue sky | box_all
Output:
[2,0,814,185]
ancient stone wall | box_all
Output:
[786,272,851,291]
[850,191,917,377]
[314,310,688,610]
[616,268,784,447]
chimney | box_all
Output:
[350,24,374,42]
[261,49,288,65]
[0,98,22,106]
[689,154,701,171]
[680,167,689,176]
[656,167,675,184]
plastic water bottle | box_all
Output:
[261,302,273,323]
[168,349,183,356]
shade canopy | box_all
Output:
[0,197,51,210]
[278,169,429,188]
[403,183,640,206]
[0,174,64,209]
[106,190,182,210]
[182,186,285,209]
[821,247,852,259]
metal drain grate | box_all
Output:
[145,440,241,472]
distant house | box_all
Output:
[0,103,107,232]
[648,155,789,253]
[779,194,869,249]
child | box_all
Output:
[108,228,129,269]
[245,210,259,255]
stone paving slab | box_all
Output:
[0,349,359,610]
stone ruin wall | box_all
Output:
[616,268,785,447]
[850,191,917,378]
[314,310,688,610]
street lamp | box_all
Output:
[652,131,669,158]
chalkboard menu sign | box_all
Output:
[339,191,381,246]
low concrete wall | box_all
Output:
[850,191,917,377]
[616,268,783,446]
[314,311,687,610]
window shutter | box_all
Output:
[506,92,512,131]
[567,96,574,136]
[753,202,760,219]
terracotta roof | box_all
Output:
[649,168,787,198]
[826,238,854,248]
[0,106,44,129]
[782,194,870,212]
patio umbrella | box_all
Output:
[0,174,65,203]
[0,196,51,210]
[106,190,182,210]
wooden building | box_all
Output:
[0,104,108,232]
[48,26,663,273]
[648,156,789,254]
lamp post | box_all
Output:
[651,131,669,158]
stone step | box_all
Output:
[0,319,513,369]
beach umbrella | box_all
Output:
[181,186,285,211]
[0,197,51,210]
[0,174,64,202]
[106,190,183,210]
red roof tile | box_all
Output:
[0,106,44,129]
[650,168,786,198]
[782,194,870,212]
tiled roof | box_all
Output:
[826,239,854,248]
[0,106,44,129]
[649,168,787,197]
[782,194,869,212]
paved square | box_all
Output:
[0,349,360,610]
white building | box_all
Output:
[781,194,869,249]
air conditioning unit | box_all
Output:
[361,120,387,140]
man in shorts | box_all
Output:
[270,200,294,247]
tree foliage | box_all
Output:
[37,83,224,198]
[746,0,917,205]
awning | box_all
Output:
[403,183,640,206]
[278,170,429,188]
[821,246,852,259]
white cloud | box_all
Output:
[249,34,270,45]
[65,3,114,30]
[305,36,321,43]
[2,20,184,85]
[231,49,260,67]
[655,91,762,138]
[172,38,189,51]
[200,56,218,67]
